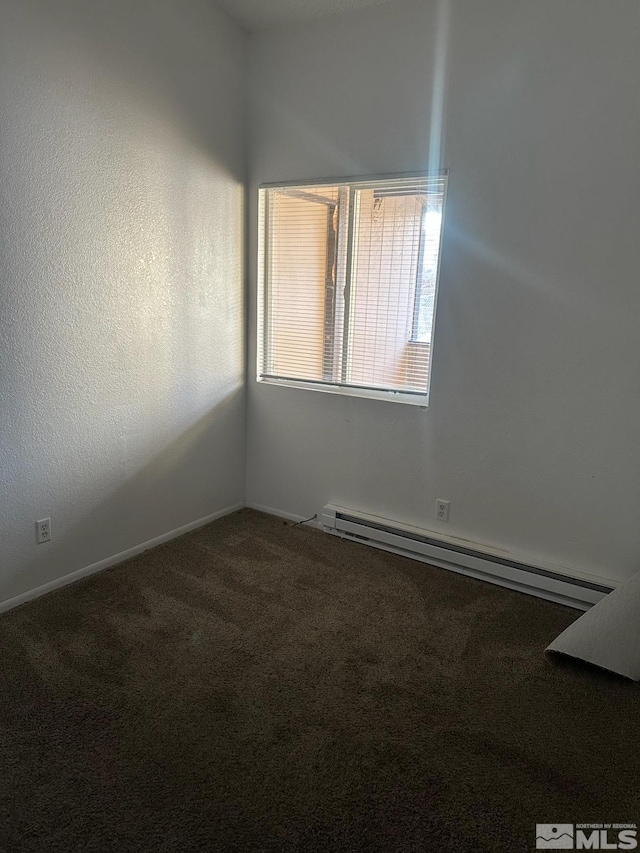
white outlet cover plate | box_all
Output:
[36,518,51,544]
[436,500,450,521]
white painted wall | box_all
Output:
[247,0,640,584]
[0,0,246,603]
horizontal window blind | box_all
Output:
[258,173,447,399]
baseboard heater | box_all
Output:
[322,505,614,611]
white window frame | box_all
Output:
[257,171,448,407]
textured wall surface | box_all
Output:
[247,0,640,584]
[0,0,246,603]
[216,0,393,31]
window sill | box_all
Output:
[257,376,429,407]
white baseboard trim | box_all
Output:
[0,502,244,617]
[246,502,323,529]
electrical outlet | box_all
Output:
[436,500,450,522]
[36,518,51,544]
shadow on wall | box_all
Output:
[35,0,245,167]
[0,0,246,603]
[2,389,244,603]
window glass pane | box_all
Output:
[348,190,424,392]
[413,208,444,344]
[264,186,340,382]
[258,174,447,400]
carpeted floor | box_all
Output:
[0,509,637,852]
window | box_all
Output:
[258,172,447,404]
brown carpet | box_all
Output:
[0,509,637,852]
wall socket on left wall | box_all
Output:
[36,518,51,544]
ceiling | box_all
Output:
[216,0,394,32]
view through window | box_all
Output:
[258,173,447,401]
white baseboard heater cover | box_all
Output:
[322,505,614,611]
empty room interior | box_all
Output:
[1,0,639,850]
